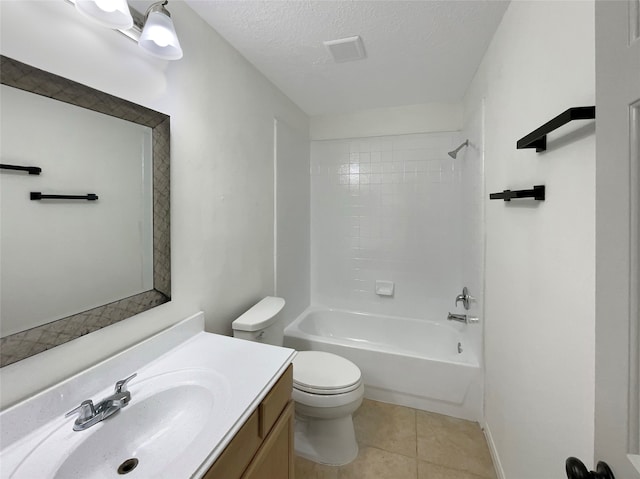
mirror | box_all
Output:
[0,56,171,367]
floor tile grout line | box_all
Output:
[296,398,496,479]
[418,458,493,479]
[415,407,420,478]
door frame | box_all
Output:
[594,0,640,477]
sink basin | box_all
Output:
[8,369,230,479]
[1,312,295,479]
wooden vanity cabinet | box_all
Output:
[203,364,294,479]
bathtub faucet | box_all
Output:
[454,287,475,310]
[447,313,479,324]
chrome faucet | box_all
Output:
[447,313,479,324]
[65,373,136,431]
[455,287,475,310]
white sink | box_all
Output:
[12,370,229,479]
[0,312,295,479]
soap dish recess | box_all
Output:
[375,280,394,297]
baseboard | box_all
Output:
[483,420,506,479]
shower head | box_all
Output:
[447,140,469,159]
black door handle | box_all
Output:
[566,457,615,479]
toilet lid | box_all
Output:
[293,351,362,395]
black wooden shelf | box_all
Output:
[490,185,545,202]
[517,106,595,152]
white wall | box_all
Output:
[310,102,462,141]
[1,85,153,337]
[310,131,464,320]
[0,0,308,408]
[275,119,310,327]
[463,2,596,478]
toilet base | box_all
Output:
[294,414,359,466]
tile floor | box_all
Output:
[295,399,497,479]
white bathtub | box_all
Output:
[283,307,482,420]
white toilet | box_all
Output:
[232,297,364,466]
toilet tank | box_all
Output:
[231,297,285,346]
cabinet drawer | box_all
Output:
[259,364,293,438]
[203,408,261,479]
[242,400,294,479]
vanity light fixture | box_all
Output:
[139,1,183,60]
[75,0,133,29]
[68,0,182,61]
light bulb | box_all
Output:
[75,0,133,29]
[94,0,116,13]
[147,25,173,47]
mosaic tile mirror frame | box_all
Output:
[0,56,171,367]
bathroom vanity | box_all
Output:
[0,312,296,478]
[204,364,294,479]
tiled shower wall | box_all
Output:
[311,132,464,319]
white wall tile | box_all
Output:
[311,132,465,319]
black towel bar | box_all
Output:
[1,163,41,175]
[30,192,98,201]
[490,185,545,202]
[517,106,595,152]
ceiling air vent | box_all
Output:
[324,36,366,63]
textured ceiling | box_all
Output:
[184,1,509,116]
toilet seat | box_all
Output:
[293,351,362,395]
